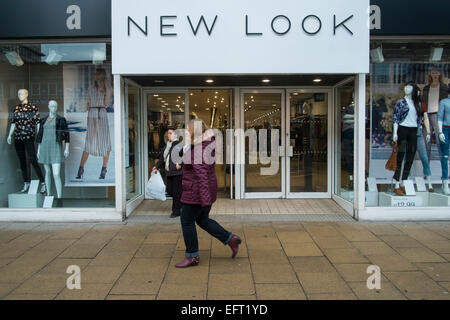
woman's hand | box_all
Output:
[152,166,158,173]
[176,163,181,170]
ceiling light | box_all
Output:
[178,96,181,99]
[92,49,106,65]
[190,93,194,96]
[153,94,159,97]
[293,93,299,96]
[430,47,444,62]
[157,97,162,100]
[215,91,218,94]
[5,51,24,66]
[45,49,63,65]
[154,80,165,83]
[205,79,214,83]
[262,79,271,83]
[313,78,322,83]
[370,46,384,63]
[206,108,210,110]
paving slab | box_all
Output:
[414,263,450,282]
[366,254,418,272]
[311,237,354,249]
[296,272,351,294]
[307,293,358,300]
[347,281,406,300]
[209,258,251,274]
[251,263,298,284]
[4,293,56,300]
[379,235,424,248]
[281,242,323,257]
[323,248,369,264]
[384,271,447,294]
[56,283,113,300]
[208,273,255,296]
[351,241,398,256]
[255,284,306,300]
[289,257,337,274]
[106,294,156,300]
[157,283,207,300]
[396,247,446,263]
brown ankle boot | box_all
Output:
[394,187,405,196]
[228,235,242,259]
[175,256,199,268]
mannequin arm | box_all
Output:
[7,124,16,144]
[37,144,40,159]
[423,113,431,142]
[438,121,445,143]
[64,143,70,158]
[393,123,399,143]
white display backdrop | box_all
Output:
[112,0,369,75]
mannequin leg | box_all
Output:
[102,151,110,167]
[429,113,442,158]
[14,140,29,183]
[43,164,52,196]
[52,164,62,199]
[393,127,407,182]
[401,127,418,181]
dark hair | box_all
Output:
[404,81,424,118]
[448,83,450,94]
[427,65,444,84]
[94,68,107,91]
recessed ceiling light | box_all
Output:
[215,91,218,94]
[190,93,194,96]
[154,80,165,83]
[157,97,162,100]
[262,79,271,83]
[206,108,210,110]
[293,93,299,96]
[313,78,322,83]
[206,79,214,83]
[153,94,159,97]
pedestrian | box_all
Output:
[175,119,241,268]
[153,127,183,218]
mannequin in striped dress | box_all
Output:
[76,68,113,180]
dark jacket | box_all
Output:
[35,115,70,143]
[155,139,183,176]
[422,83,448,113]
[180,133,217,207]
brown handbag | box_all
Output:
[385,142,398,171]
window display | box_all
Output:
[0,42,115,209]
[367,40,450,207]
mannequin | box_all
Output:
[36,100,70,207]
[7,89,45,193]
[437,84,450,195]
[392,82,424,196]
[416,103,433,191]
[342,92,355,190]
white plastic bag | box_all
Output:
[145,171,166,201]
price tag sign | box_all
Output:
[403,180,416,196]
[367,177,378,192]
[43,196,54,208]
[28,180,40,195]
[415,177,427,192]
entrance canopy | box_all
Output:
[112,0,369,75]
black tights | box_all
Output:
[393,126,418,182]
[14,139,44,183]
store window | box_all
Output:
[367,40,450,208]
[0,42,115,209]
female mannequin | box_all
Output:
[36,100,70,207]
[7,89,45,193]
[437,84,450,195]
[416,102,433,191]
[392,82,424,196]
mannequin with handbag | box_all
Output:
[392,81,425,196]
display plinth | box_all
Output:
[429,193,450,206]
[8,192,45,208]
[366,191,379,206]
[379,192,429,207]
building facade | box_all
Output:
[0,0,449,222]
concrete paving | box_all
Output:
[0,219,450,300]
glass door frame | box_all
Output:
[331,77,356,216]
[240,88,286,199]
[285,88,333,199]
[142,89,190,200]
[125,78,144,216]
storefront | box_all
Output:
[0,0,449,222]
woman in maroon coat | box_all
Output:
[175,119,241,268]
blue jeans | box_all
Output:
[417,127,431,177]
[439,127,450,180]
[180,203,232,258]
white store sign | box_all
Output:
[112,0,369,75]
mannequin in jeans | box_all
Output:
[392,82,424,196]
[437,84,450,195]
[416,103,433,191]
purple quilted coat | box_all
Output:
[180,136,218,207]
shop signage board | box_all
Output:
[112,0,370,75]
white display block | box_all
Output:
[415,177,426,192]
[28,180,40,195]
[365,191,379,206]
[367,177,378,192]
[429,193,450,206]
[43,196,54,208]
[403,180,416,196]
[8,192,45,208]
[379,192,428,207]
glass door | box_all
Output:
[144,90,188,198]
[286,89,331,198]
[241,89,285,198]
[125,81,143,216]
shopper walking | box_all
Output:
[152,127,183,218]
[175,119,241,268]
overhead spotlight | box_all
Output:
[45,49,63,65]
[430,47,444,62]
[313,78,322,83]
[370,46,384,63]
[262,79,271,83]
[5,51,24,66]
[92,49,106,65]
[153,94,159,97]
[205,79,214,83]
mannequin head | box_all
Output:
[404,85,413,96]
[18,89,28,103]
[427,66,444,84]
[48,100,58,115]
[93,68,107,90]
[404,81,424,117]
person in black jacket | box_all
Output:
[152,127,183,218]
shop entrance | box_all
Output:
[239,89,331,199]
